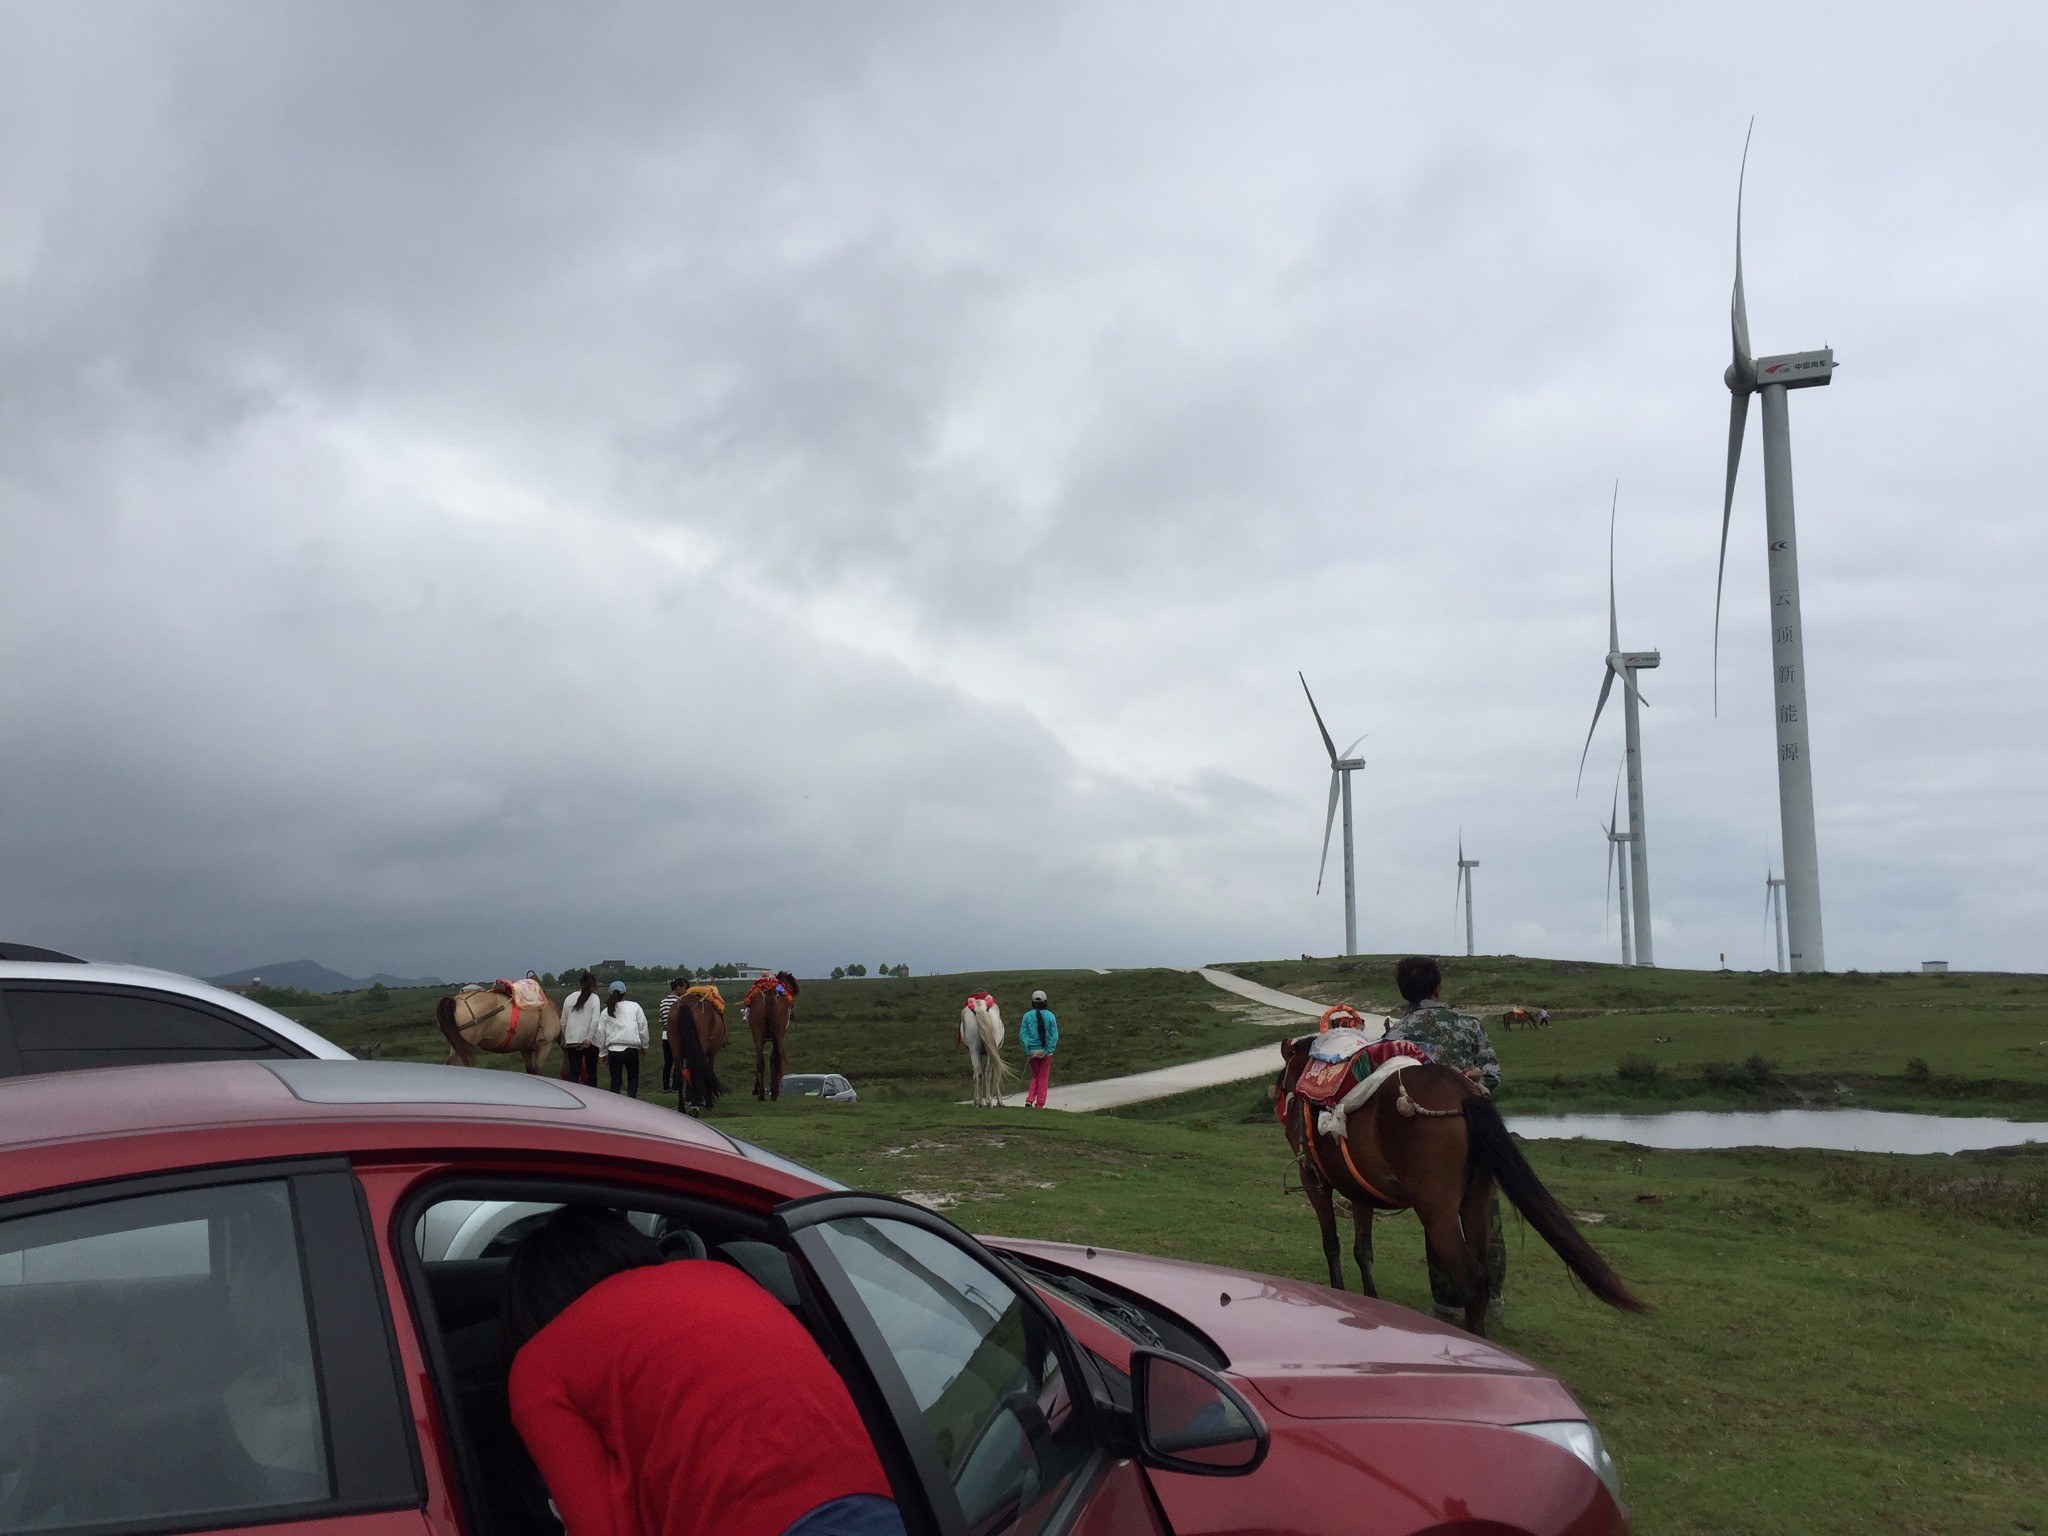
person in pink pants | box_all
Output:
[1019,989,1059,1108]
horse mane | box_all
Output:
[776,970,799,996]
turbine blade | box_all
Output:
[1608,482,1621,654]
[1732,118,1754,370]
[1574,666,1617,795]
[1714,390,1750,716]
[1604,828,1615,935]
[1316,770,1340,894]
[1340,733,1368,760]
[1299,672,1338,763]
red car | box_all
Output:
[0,1060,1628,1536]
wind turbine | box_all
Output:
[1718,121,1834,972]
[1765,870,1788,972]
[1576,484,1660,965]
[1454,834,1479,958]
[1300,672,1367,957]
[1602,772,1635,968]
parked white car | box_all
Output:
[779,1072,858,1103]
[0,943,351,1078]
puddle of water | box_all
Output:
[1506,1108,2048,1155]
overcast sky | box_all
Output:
[4,3,2044,982]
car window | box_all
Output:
[0,1181,331,1533]
[814,1215,1093,1536]
[1,987,291,1075]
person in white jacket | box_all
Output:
[597,981,650,1098]
[558,972,604,1087]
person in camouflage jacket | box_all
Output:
[1387,955,1506,1325]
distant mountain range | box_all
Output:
[204,959,445,993]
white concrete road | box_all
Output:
[990,968,1389,1112]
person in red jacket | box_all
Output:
[504,1205,904,1536]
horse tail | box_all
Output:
[1461,1097,1648,1315]
[435,995,470,1063]
[676,1007,723,1108]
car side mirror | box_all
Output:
[1129,1348,1269,1476]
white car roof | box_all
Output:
[0,959,353,1060]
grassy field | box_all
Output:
[272,958,2048,1532]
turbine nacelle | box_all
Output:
[1615,650,1661,672]
[1752,348,1836,391]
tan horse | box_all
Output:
[1274,1035,1644,1336]
[436,982,563,1075]
[666,989,728,1113]
[743,971,800,1101]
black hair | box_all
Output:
[1395,955,1442,1006]
[573,971,598,1008]
[670,977,688,990]
[503,1205,664,1352]
[602,990,623,1016]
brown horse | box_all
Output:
[435,982,563,1075]
[1274,1035,1644,1335]
[665,989,728,1114]
[743,971,799,1100]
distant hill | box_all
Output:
[204,960,444,993]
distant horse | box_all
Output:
[744,971,800,1101]
[1500,1007,1534,1030]
[1273,1035,1644,1336]
[436,979,562,1075]
[666,988,728,1114]
[959,993,1011,1108]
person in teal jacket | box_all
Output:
[1019,990,1059,1108]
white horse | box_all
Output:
[959,993,1011,1108]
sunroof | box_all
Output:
[266,1059,583,1109]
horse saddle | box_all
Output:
[1297,1037,1431,1107]
[686,985,726,1016]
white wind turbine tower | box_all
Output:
[1718,121,1835,972]
[1602,772,1635,968]
[1765,870,1788,972]
[1454,834,1479,958]
[1300,672,1367,957]
[1576,485,1660,966]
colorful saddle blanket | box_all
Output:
[686,984,726,1016]
[745,974,793,1008]
[1296,1037,1431,1106]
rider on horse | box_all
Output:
[1385,956,1505,1327]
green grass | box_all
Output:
[710,1095,2048,1536]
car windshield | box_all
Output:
[1000,1250,1227,1369]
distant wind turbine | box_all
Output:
[1576,484,1660,966]
[1765,870,1787,973]
[1454,834,1479,958]
[1602,771,1634,968]
[1718,120,1835,972]
[1300,672,1367,957]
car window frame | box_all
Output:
[0,1157,424,1536]
[772,1191,1124,1536]
[0,981,318,1078]
[389,1172,943,1536]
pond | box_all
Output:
[1505,1108,2048,1155]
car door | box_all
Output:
[0,1159,426,1536]
[773,1193,1176,1536]
[0,983,303,1078]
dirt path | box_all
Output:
[991,968,1389,1112]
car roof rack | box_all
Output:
[0,943,85,962]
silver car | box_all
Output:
[779,1071,858,1103]
[0,943,351,1077]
